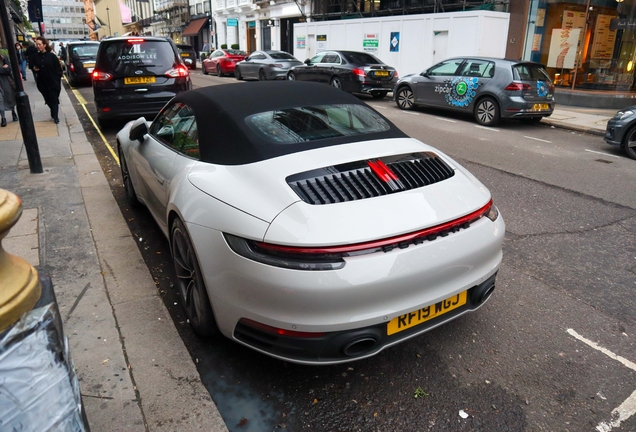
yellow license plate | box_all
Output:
[375,71,389,77]
[83,62,95,68]
[124,76,156,85]
[533,103,549,111]
[387,291,467,335]
[181,53,190,57]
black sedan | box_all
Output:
[287,50,398,99]
[235,50,302,81]
[65,41,100,86]
[605,107,636,160]
[177,44,197,70]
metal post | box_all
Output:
[571,0,592,90]
[0,0,42,173]
[106,7,111,36]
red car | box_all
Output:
[202,49,247,76]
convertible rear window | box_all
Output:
[246,104,390,144]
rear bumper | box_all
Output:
[95,97,172,121]
[502,98,555,119]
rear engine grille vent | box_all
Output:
[288,153,455,205]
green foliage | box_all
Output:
[413,387,429,398]
[221,44,227,49]
[200,52,207,60]
[230,44,239,49]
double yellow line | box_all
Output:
[66,77,120,166]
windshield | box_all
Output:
[270,52,296,60]
[70,44,99,58]
[247,104,391,144]
[513,64,551,82]
[96,40,177,75]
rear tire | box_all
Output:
[623,125,636,160]
[235,68,243,80]
[171,218,219,337]
[474,97,500,126]
[287,72,295,80]
[371,91,388,99]
[258,69,267,81]
[202,65,208,75]
[330,77,342,89]
[395,86,414,110]
[118,146,140,208]
[216,64,223,77]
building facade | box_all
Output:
[516,0,636,100]
[36,0,90,41]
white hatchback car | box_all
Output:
[116,81,505,365]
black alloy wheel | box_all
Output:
[371,91,388,99]
[287,72,295,80]
[259,69,267,81]
[623,126,636,160]
[171,218,218,337]
[396,87,414,110]
[118,146,139,208]
[475,97,500,126]
[216,64,223,77]
[330,77,342,89]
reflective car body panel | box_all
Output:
[116,81,504,364]
[235,50,302,80]
[604,106,636,159]
[394,57,555,123]
[288,50,398,96]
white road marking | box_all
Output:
[524,136,552,143]
[371,105,387,109]
[435,117,456,123]
[566,329,636,432]
[403,111,420,116]
[585,149,623,159]
[475,125,499,132]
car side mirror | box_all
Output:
[129,117,148,142]
[421,71,429,77]
[304,58,311,65]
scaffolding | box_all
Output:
[310,0,507,21]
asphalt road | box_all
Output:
[66,71,636,432]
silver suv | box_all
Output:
[394,57,555,126]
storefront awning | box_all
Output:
[182,18,208,37]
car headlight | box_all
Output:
[615,110,634,120]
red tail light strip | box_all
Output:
[239,318,325,338]
[255,199,493,255]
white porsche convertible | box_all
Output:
[116,81,505,365]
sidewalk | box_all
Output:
[0,78,619,430]
[542,105,617,136]
[0,79,228,431]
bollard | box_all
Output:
[0,189,41,333]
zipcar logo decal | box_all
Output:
[367,159,404,191]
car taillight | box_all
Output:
[504,82,532,91]
[127,38,144,44]
[92,70,113,81]
[268,63,283,68]
[238,318,325,338]
[224,200,497,271]
[69,63,75,72]
[166,65,189,77]
[393,70,399,79]
[352,68,367,78]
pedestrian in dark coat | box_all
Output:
[15,43,27,80]
[33,36,62,124]
[25,42,37,81]
[0,54,18,127]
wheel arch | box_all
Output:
[473,92,500,111]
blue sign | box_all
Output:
[390,32,400,52]
[228,18,238,27]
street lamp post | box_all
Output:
[106,7,112,36]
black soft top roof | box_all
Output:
[172,81,407,165]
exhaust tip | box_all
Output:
[343,337,377,357]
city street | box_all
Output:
[66,71,636,431]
